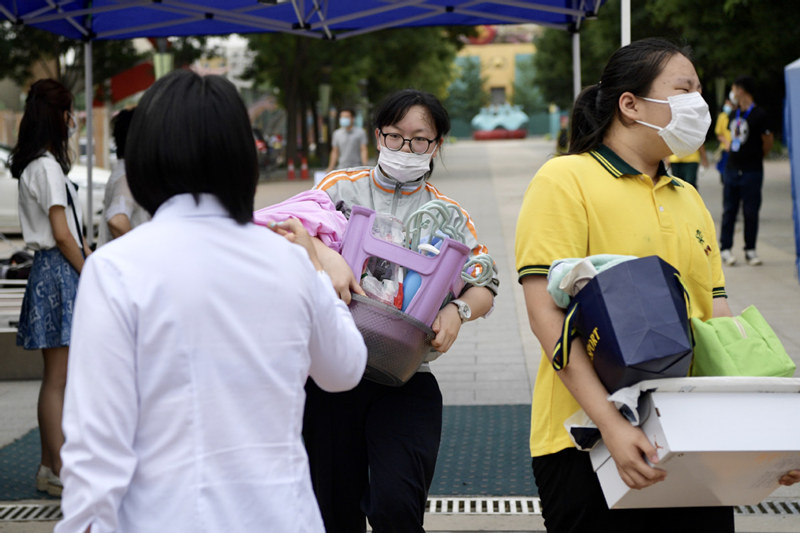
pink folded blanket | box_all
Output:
[253,189,348,252]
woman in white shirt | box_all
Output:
[96,108,150,247]
[56,69,367,533]
[8,78,90,497]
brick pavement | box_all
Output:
[2,137,799,531]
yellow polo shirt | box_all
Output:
[515,145,726,457]
[715,111,731,146]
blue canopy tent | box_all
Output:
[0,1,606,39]
[785,57,800,280]
[0,0,607,245]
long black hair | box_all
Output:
[9,78,73,178]
[112,108,135,160]
[125,70,258,224]
[373,89,451,141]
[372,89,450,176]
[568,38,692,155]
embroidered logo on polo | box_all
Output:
[696,229,712,256]
[695,230,705,245]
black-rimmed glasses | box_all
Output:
[379,130,437,154]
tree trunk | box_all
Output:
[299,97,308,160]
[285,97,297,170]
[284,36,314,173]
[310,100,321,161]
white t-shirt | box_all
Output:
[18,152,83,250]
[96,160,151,247]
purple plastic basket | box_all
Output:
[341,205,469,327]
[349,294,435,386]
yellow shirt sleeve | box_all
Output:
[715,112,731,143]
[515,156,589,280]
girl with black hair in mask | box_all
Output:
[307,89,498,533]
[515,37,799,533]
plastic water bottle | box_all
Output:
[402,270,422,311]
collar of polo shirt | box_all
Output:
[590,144,681,187]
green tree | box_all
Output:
[512,54,547,115]
[246,27,463,165]
[530,29,573,110]
[647,0,800,133]
[532,0,664,111]
[246,33,361,166]
[164,37,209,71]
[0,25,210,110]
[0,23,143,104]
[531,0,800,136]
[445,56,488,124]
[355,27,460,103]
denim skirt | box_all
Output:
[16,248,79,350]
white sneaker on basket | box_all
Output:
[720,249,736,266]
[745,250,762,266]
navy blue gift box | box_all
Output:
[552,255,693,392]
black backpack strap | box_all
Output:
[65,182,86,259]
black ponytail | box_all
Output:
[568,84,610,154]
[567,38,691,155]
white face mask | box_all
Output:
[340,117,352,128]
[635,92,711,158]
[378,146,434,183]
[729,90,738,107]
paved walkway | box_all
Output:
[1,137,799,531]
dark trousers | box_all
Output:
[303,372,443,533]
[720,166,763,251]
[532,448,734,533]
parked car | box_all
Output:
[0,145,110,237]
[79,136,119,167]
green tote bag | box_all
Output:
[690,305,796,377]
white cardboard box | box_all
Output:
[589,377,800,509]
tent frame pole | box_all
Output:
[621,0,631,46]
[84,39,94,249]
[572,30,581,100]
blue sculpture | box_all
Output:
[470,103,529,140]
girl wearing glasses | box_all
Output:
[306,89,498,532]
[8,78,90,498]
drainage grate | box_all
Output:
[2,498,798,521]
[427,497,542,515]
[0,502,62,521]
[425,497,800,517]
[734,500,800,515]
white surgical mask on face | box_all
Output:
[729,90,737,106]
[340,117,352,128]
[377,145,435,183]
[635,92,711,157]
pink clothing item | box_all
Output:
[253,189,348,252]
